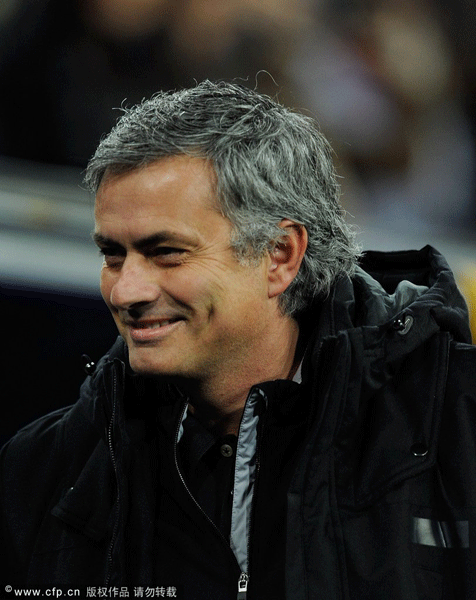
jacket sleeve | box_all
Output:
[438,342,476,506]
[0,407,71,586]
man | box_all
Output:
[1,81,475,599]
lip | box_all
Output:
[125,318,184,343]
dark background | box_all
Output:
[1,286,117,447]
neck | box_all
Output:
[181,313,301,436]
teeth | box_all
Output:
[141,319,174,328]
[157,320,172,328]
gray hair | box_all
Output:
[85,80,360,315]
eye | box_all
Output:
[151,247,186,264]
[153,247,179,254]
[98,247,125,267]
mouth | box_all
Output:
[125,317,184,342]
[132,318,181,328]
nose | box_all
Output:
[107,256,160,311]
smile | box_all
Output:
[126,318,184,342]
[135,319,178,328]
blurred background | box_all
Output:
[1,0,475,446]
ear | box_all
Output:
[268,219,308,299]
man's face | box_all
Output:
[94,156,273,381]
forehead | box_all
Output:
[96,156,218,209]
[94,156,231,242]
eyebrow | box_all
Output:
[92,231,198,251]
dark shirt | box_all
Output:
[178,412,237,539]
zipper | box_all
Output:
[105,366,121,586]
[240,392,265,600]
[174,398,265,599]
[237,572,249,599]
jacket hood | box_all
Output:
[329,245,471,342]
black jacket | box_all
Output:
[1,246,475,599]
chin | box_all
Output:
[127,351,178,378]
[129,359,166,377]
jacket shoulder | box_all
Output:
[1,406,72,479]
[1,395,104,491]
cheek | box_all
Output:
[165,267,224,308]
[210,273,269,329]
